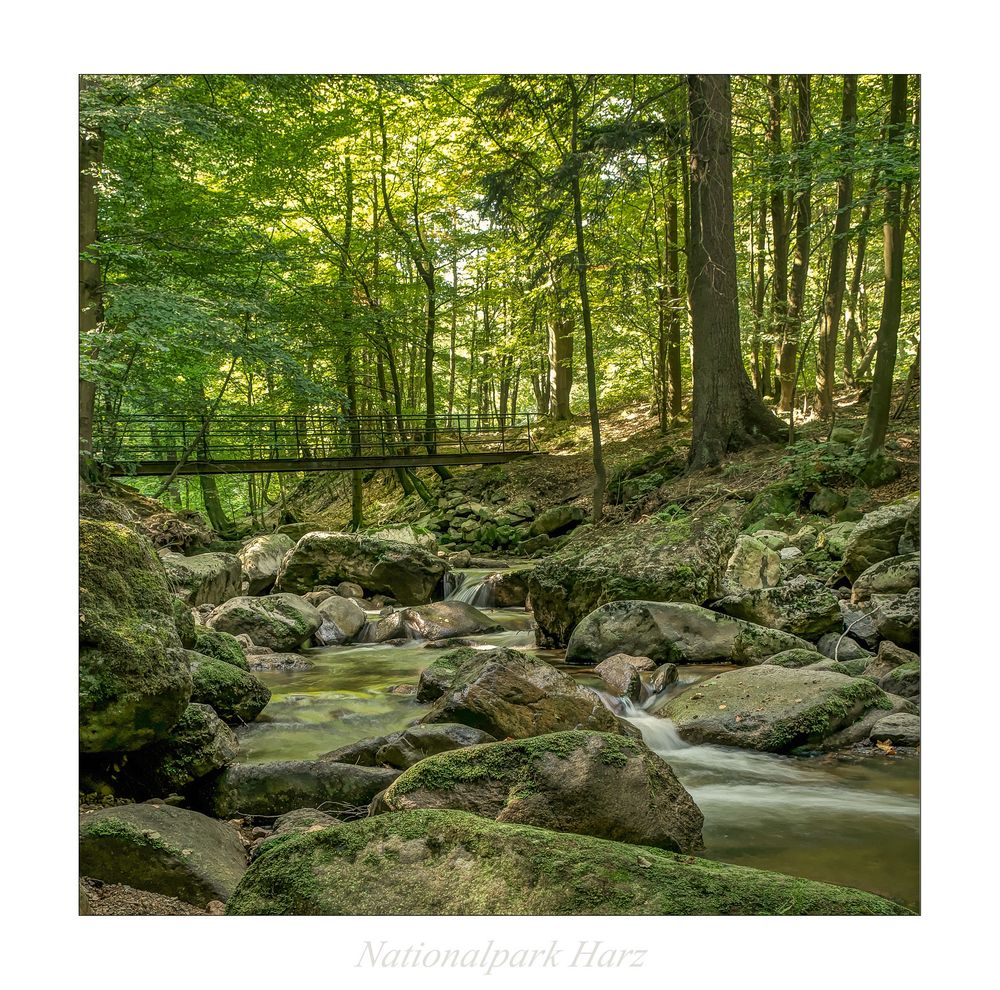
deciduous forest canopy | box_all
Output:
[80,73,919,527]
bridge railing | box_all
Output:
[97,411,537,467]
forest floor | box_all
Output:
[282,381,920,533]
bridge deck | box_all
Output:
[99,412,538,476]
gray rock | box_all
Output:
[594,654,656,700]
[206,594,322,652]
[720,535,782,596]
[162,551,243,607]
[79,801,247,904]
[779,546,802,560]
[372,731,704,854]
[204,760,400,818]
[871,589,920,650]
[528,504,586,538]
[237,534,295,595]
[375,724,497,769]
[314,594,367,645]
[851,553,920,603]
[765,648,827,668]
[870,713,920,747]
[816,632,873,662]
[841,499,918,581]
[816,521,858,559]
[713,576,841,638]
[566,600,814,666]
[371,601,501,642]
[839,600,882,651]
[898,501,920,555]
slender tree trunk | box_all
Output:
[548,266,574,419]
[750,194,768,396]
[780,74,811,413]
[448,247,458,422]
[767,75,789,404]
[843,181,875,384]
[568,75,606,523]
[666,154,684,421]
[79,78,103,479]
[686,74,786,470]
[817,75,858,418]
[863,74,909,455]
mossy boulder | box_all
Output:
[419,646,634,739]
[274,532,448,605]
[713,576,841,639]
[187,652,270,725]
[527,510,739,648]
[416,648,478,702]
[203,759,400,818]
[898,500,920,554]
[593,654,656,700]
[871,589,920,650]
[851,553,920,603]
[863,642,920,701]
[870,712,920,747]
[79,801,247,905]
[193,627,248,670]
[237,533,295,595]
[480,568,531,607]
[126,703,238,794]
[720,535,781,596]
[371,601,502,643]
[79,520,193,753]
[373,731,704,854]
[841,499,918,582]
[249,808,340,861]
[322,723,497,769]
[660,666,893,752]
[765,648,827,669]
[314,594,367,646]
[816,521,857,559]
[742,483,802,529]
[161,551,242,607]
[565,600,813,666]
[205,593,321,651]
[528,504,586,538]
[225,809,909,916]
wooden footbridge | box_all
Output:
[99,412,538,477]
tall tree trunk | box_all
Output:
[779,74,811,413]
[448,247,458,422]
[750,193,768,396]
[79,77,103,479]
[863,74,909,455]
[686,74,786,470]
[767,75,789,404]
[843,177,876,384]
[666,154,684,421]
[817,75,858,418]
[548,266,574,419]
[568,75,606,523]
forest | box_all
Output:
[78,74,921,919]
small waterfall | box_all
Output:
[442,568,498,606]
[441,572,466,600]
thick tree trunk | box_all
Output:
[863,74,909,455]
[686,75,785,470]
[817,75,858,418]
[666,156,683,421]
[549,275,574,420]
[780,74,811,413]
[79,78,103,478]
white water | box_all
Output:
[443,568,498,607]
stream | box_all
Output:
[236,570,920,910]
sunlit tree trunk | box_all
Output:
[767,75,789,403]
[817,75,858,418]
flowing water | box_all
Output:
[237,569,919,909]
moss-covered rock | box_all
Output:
[660,665,893,752]
[816,521,857,559]
[372,601,502,643]
[237,533,295,595]
[841,499,918,582]
[720,535,781,596]
[249,808,339,861]
[527,509,740,648]
[202,759,400,818]
[322,723,497,769]
[851,553,920,603]
[742,483,803,529]
[79,801,247,905]
[161,551,242,607]
[713,576,841,639]
[565,600,813,666]
[416,648,478,702]
[871,589,920,650]
[419,646,634,739]
[274,532,448,604]
[187,652,270,725]
[225,809,909,916]
[126,703,238,794]
[79,520,193,753]
[193,627,249,670]
[765,648,827,669]
[374,731,704,854]
[205,593,321,651]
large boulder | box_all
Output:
[898,501,920,554]
[863,642,920,701]
[274,532,448,604]
[871,589,920,650]
[225,809,909,916]
[528,504,586,538]
[192,627,249,669]
[713,576,842,639]
[373,731,704,854]
[364,524,437,551]
[870,713,920,747]
[187,652,271,725]
[816,521,857,559]
[419,646,633,739]
[841,499,918,581]
[565,600,813,666]
[370,601,502,643]
[314,595,367,646]
[79,801,247,905]
[203,760,400,818]
[480,569,531,608]
[594,654,656,700]
[161,551,242,607]
[852,554,920,604]
[237,534,295,595]
[126,703,238,794]
[249,808,340,862]
[79,520,193,753]
[720,535,782,596]
[660,665,892,752]
[322,723,497,769]
[528,510,739,647]
[205,594,322,651]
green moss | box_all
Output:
[765,678,891,751]
[188,652,270,724]
[81,815,173,855]
[226,809,911,916]
[890,660,920,682]
[194,628,249,670]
